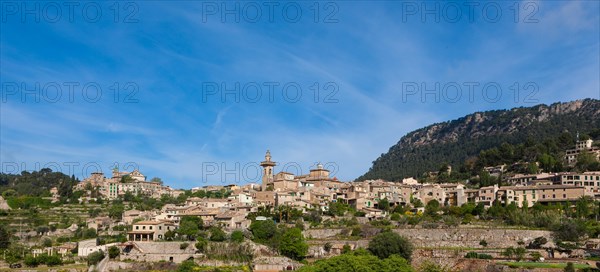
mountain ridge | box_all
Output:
[358,99,600,181]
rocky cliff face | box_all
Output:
[359,99,600,181]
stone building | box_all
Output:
[76,169,181,200]
[128,220,176,241]
[565,139,600,166]
[120,241,196,263]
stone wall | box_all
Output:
[305,227,554,249]
[303,228,345,239]
[392,228,554,248]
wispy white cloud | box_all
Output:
[1,1,598,188]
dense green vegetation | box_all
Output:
[249,219,309,260]
[360,99,600,181]
[498,261,590,269]
[367,231,413,260]
[298,248,413,272]
[0,168,80,202]
[177,260,250,272]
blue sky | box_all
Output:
[1,1,599,189]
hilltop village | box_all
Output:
[1,139,600,271]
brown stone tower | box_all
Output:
[260,150,276,191]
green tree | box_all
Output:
[527,236,548,249]
[249,220,277,242]
[178,260,199,271]
[44,255,62,266]
[575,196,593,219]
[327,201,348,216]
[576,150,600,171]
[108,204,124,219]
[411,197,424,208]
[539,153,557,171]
[279,227,308,261]
[58,175,76,200]
[342,244,352,254]
[195,238,207,253]
[230,230,244,243]
[530,251,542,261]
[425,200,441,218]
[324,242,332,253]
[368,231,413,260]
[120,175,134,183]
[564,262,575,272]
[503,247,515,259]
[0,224,11,249]
[4,244,25,264]
[178,216,203,240]
[527,163,539,174]
[87,250,104,265]
[150,177,163,185]
[108,246,120,259]
[554,219,587,242]
[88,208,101,217]
[2,189,17,198]
[209,226,226,242]
[297,249,413,272]
[378,198,390,211]
[514,247,526,261]
[164,230,176,241]
[41,237,52,247]
[24,255,40,267]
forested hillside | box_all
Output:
[358,99,600,181]
[0,168,78,199]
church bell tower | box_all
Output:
[260,150,276,191]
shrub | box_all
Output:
[230,230,244,243]
[564,262,575,272]
[478,253,492,259]
[479,240,488,247]
[354,211,366,217]
[180,242,189,250]
[503,247,515,258]
[108,246,120,259]
[530,251,542,261]
[297,248,412,272]
[24,256,39,267]
[527,236,548,249]
[370,219,392,227]
[279,228,308,261]
[249,220,277,242]
[465,252,491,259]
[465,252,479,258]
[553,219,587,242]
[209,227,226,242]
[407,216,421,225]
[195,238,207,252]
[368,231,413,260]
[44,255,62,266]
[177,260,199,272]
[324,242,332,253]
[351,226,362,237]
[87,250,104,265]
[342,244,352,254]
[422,222,439,229]
[41,237,52,247]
